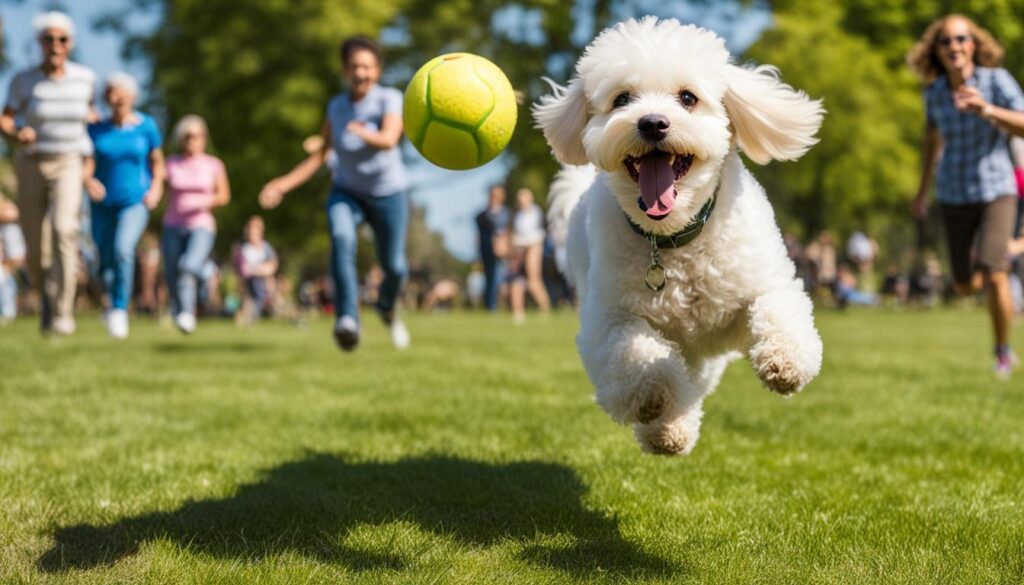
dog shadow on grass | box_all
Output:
[37,454,677,578]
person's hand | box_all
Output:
[953,86,989,117]
[15,126,36,145]
[84,177,106,203]
[909,193,929,220]
[143,184,163,210]
[259,182,285,209]
[346,120,367,138]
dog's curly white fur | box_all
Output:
[535,18,825,455]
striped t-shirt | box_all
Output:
[5,62,95,155]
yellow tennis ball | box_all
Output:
[404,53,517,170]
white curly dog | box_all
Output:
[533,17,825,455]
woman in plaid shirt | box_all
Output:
[908,14,1024,379]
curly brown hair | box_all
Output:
[906,14,1004,84]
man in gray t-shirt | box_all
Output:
[0,11,95,335]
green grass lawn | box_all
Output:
[1,308,1022,584]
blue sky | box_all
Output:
[1,0,771,261]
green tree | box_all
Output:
[743,3,920,239]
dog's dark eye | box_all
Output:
[679,90,699,109]
[612,92,632,109]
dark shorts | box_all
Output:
[940,195,1017,284]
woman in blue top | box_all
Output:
[83,72,164,339]
[908,14,1024,378]
[259,36,410,352]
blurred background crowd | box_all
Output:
[3,178,1023,328]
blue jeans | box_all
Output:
[327,189,409,322]
[246,277,269,316]
[161,226,215,316]
[91,202,149,311]
[0,271,16,318]
[481,249,505,311]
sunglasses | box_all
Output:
[41,34,70,45]
[937,34,971,47]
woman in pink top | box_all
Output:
[160,114,231,333]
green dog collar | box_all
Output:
[625,189,718,291]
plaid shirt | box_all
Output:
[926,67,1024,205]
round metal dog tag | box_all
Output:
[645,264,666,291]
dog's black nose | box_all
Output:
[637,114,670,142]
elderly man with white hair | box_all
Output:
[83,72,165,338]
[0,11,96,335]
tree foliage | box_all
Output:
[742,3,920,237]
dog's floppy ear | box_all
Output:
[723,64,824,165]
[532,77,590,166]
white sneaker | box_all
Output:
[175,312,196,334]
[390,318,411,350]
[333,315,360,351]
[106,309,129,339]
[52,316,76,336]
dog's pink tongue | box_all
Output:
[638,152,676,218]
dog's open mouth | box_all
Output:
[624,151,694,220]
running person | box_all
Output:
[162,115,231,334]
[83,72,164,338]
[508,188,550,324]
[908,14,1024,378]
[259,36,411,351]
[0,11,95,335]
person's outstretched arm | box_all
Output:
[259,121,329,209]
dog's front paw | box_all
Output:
[757,359,804,395]
[751,342,817,395]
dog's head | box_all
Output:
[533,17,824,234]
